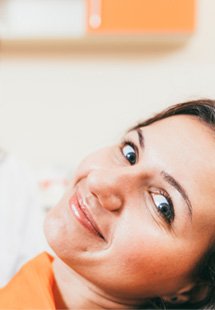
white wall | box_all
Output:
[0,0,215,172]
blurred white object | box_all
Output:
[0,152,46,287]
[0,0,85,39]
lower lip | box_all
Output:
[69,194,101,238]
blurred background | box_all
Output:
[2,0,215,172]
[0,0,215,286]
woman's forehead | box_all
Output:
[140,114,215,174]
[139,115,215,218]
[140,115,215,148]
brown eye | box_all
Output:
[122,143,137,165]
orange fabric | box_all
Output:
[0,252,56,309]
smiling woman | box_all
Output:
[0,99,215,309]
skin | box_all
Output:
[44,115,215,309]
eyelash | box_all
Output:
[120,139,175,225]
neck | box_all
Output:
[52,257,142,309]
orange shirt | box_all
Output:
[0,252,56,309]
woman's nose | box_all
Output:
[87,168,135,212]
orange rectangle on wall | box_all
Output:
[87,0,195,34]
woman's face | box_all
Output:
[45,115,215,302]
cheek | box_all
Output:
[106,225,193,294]
[105,224,161,281]
[113,236,162,276]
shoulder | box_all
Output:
[0,252,56,309]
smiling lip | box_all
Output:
[69,193,104,240]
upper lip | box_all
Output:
[76,192,105,240]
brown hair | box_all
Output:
[133,99,215,309]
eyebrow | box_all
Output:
[161,171,192,219]
[135,128,193,220]
[136,128,145,149]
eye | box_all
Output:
[151,192,174,224]
[121,141,137,165]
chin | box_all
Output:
[43,204,91,263]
